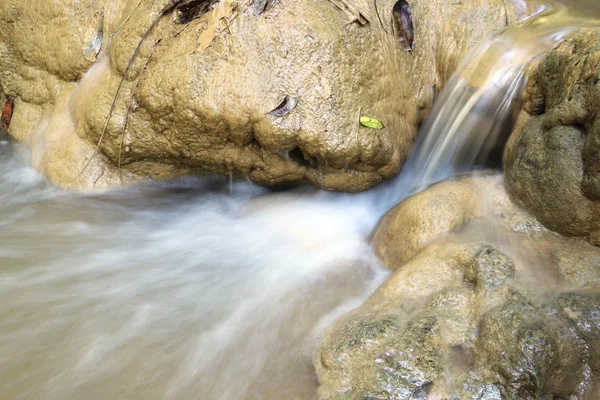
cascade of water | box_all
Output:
[366,3,599,215]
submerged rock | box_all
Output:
[316,173,600,399]
[505,28,600,245]
[0,0,543,190]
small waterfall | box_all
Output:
[369,3,599,214]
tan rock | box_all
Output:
[0,0,544,191]
[371,173,543,270]
[504,28,600,245]
[319,164,600,399]
[371,175,483,270]
[318,208,600,399]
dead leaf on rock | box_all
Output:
[250,0,268,15]
[83,20,104,62]
[1,97,14,131]
[197,0,240,52]
[268,96,298,117]
[328,0,368,25]
[392,0,414,52]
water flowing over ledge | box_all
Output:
[1,1,600,399]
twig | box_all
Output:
[374,0,388,34]
[355,106,362,142]
[70,0,186,186]
[117,43,157,184]
[110,0,144,37]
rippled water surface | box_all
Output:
[0,145,387,399]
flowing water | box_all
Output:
[406,3,599,187]
[371,1,600,213]
[1,2,599,400]
[0,145,388,399]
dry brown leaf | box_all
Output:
[328,0,368,25]
[197,0,239,52]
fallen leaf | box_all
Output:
[197,0,239,52]
[328,0,368,25]
[83,23,104,63]
[268,96,298,117]
[1,97,14,131]
[392,0,414,52]
[360,116,384,129]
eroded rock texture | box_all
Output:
[505,28,600,245]
[317,174,600,399]
[0,0,540,190]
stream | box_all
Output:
[0,145,389,399]
[1,1,599,399]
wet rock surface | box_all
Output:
[505,28,600,245]
[0,0,541,190]
[316,174,600,399]
[371,174,544,270]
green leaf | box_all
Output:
[359,116,384,129]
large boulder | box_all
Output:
[317,173,600,399]
[505,28,600,245]
[0,0,542,190]
[317,239,600,399]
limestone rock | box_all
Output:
[371,173,543,270]
[318,236,600,400]
[505,28,600,245]
[0,0,543,190]
[317,172,600,399]
[371,175,482,269]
